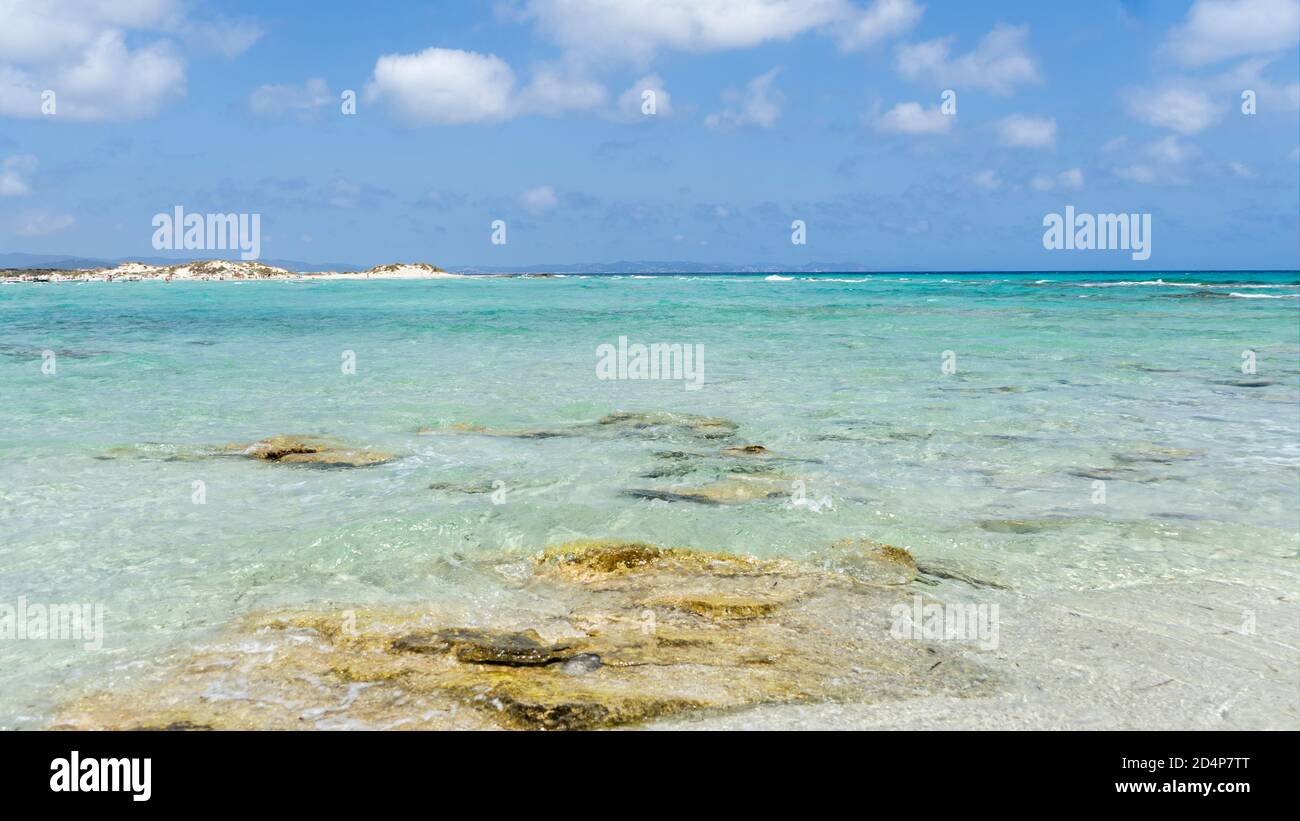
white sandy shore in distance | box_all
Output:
[1,260,470,282]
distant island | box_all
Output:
[0,261,469,282]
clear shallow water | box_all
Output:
[1,272,1298,727]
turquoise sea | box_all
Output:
[2,272,1298,728]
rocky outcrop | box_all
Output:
[419,411,742,444]
[623,475,791,505]
[97,434,395,467]
[52,539,995,731]
[226,435,395,467]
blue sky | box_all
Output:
[0,0,1297,270]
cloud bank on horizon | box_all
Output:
[0,0,1297,270]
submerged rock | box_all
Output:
[720,444,771,456]
[915,562,1010,591]
[417,422,489,434]
[52,539,994,731]
[1213,378,1276,388]
[819,539,918,586]
[977,518,1072,535]
[1068,466,1163,483]
[595,411,739,440]
[99,435,394,468]
[622,476,791,506]
[1112,445,1203,464]
[226,435,395,468]
[419,411,741,443]
[95,443,223,462]
[392,628,576,666]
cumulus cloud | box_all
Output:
[971,170,1002,191]
[833,0,925,52]
[515,0,921,64]
[705,68,783,130]
[1114,135,1205,184]
[16,212,75,236]
[518,185,559,215]
[1217,57,1300,112]
[1161,0,1300,67]
[1059,167,1085,189]
[1227,160,1256,178]
[875,101,951,134]
[184,17,264,59]
[249,78,333,119]
[364,47,609,124]
[1119,56,1298,137]
[1030,167,1085,191]
[0,154,37,196]
[515,66,608,115]
[368,1,921,126]
[896,23,1040,95]
[996,114,1056,148]
[1123,85,1222,134]
[0,0,258,121]
[366,47,518,124]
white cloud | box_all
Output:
[834,0,924,52]
[364,2,921,127]
[518,185,558,216]
[517,0,920,64]
[1102,136,1129,153]
[1290,145,1300,162]
[896,23,1040,95]
[1227,160,1256,178]
[366,47,518,125]
[1161,0,1300,67]
[996,114,1056,148]
[249,78,333,119]
[17,212,75,236]
[1217,57,1300,112]
[705,68,783,130]
[0,154,37,196]
[1031,167,1085,191]
[365,48,608,124]
[875,101,951,134]
[0,0,257,121]
[184,17,264,59]
[1114,164,1158,184]
[615,74,673,121]
[1147,134,1199,165]
[972,170,1002,191]
[1114,136,1204,184]
[327,179,362,209]
[1123,85,1221,134]
[515,66,608,115]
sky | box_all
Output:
[0,0,1297,271]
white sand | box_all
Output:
[6,261,469,281]
[647,578,1300,730]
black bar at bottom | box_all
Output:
[1,730,1290,808]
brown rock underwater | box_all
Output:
[53,540,995,730]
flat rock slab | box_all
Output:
[53,540,995,731]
